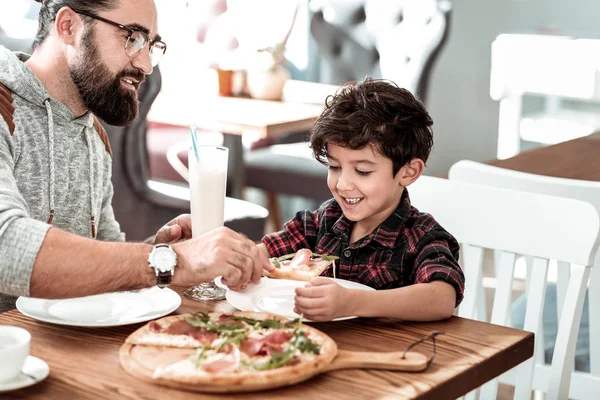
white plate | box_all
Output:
[0,356,49,393]
[16,287,181,327]
[221,277,374,322]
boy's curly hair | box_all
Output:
[310,77,434,176]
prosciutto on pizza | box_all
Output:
[264,249,339,281]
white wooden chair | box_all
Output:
[408,176,600,400]
[490,34,600,160]
[448,160,600,399]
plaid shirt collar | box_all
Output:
[330,189,411,249]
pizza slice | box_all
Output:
[264,248,339,281]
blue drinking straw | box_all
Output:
[190,126,200,162]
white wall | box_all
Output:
[425,0,600,176]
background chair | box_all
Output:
[448,160,600,399]
[490,34,600,160]
[101,68,268,242]
[408,175,600,399]
[243,0,453,229]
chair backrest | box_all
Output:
[408,176,600,400]
[448,160,600,212]
[310,0,451,104]
[448,159,600,399]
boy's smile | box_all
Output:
[326,143,405,240]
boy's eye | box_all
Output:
[356,169,372,176]
[328,165,341,171]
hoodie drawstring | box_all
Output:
[44,100,96,239]
[84,132,96,239]
[45,101,55,225]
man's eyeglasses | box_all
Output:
[71,9,166,67]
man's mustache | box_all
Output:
[116,69,146,86]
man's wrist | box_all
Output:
[141,244,157,287]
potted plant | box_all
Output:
[245,3,298,101]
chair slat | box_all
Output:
[590,266,600,376]
[458,245,484,320]
[548,264,591,399]
[513,258,550,399]
[555,261,570,323]
[481,252,517,399]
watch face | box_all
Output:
[152,247,177,273]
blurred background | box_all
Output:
[3,0,600,236]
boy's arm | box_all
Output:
[350,227,463,320]
[296,227,464,321]
[352,226,463,321]
[295,279,456,321]
[347,281,456,320]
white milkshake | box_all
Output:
[188,146,228,238]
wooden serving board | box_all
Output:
[120,343,428,393]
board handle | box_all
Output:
[323,350,428,372]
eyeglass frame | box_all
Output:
[70,8,167,66]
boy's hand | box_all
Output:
[294,277,351,321]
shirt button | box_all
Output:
[343,250,351,258]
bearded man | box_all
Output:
[0,0,269,312]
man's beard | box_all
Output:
[70,27,145,126]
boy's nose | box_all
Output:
[336,173,354,191]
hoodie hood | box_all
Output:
[0,45,93,127]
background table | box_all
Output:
[148,80,338,198]
[489,131,600,181]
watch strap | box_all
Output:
[156,270,172,289]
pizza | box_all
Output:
[120,311,338,392]
[264,248,339,281]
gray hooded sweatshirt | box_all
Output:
[0,45,125,311]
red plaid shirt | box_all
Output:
[262,189,464,306]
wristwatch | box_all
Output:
[147,244,177,288]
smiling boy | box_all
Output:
[259,77,464,322]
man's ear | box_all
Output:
[54,7,81,46]
[397,158,425,187]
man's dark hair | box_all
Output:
[310,77,434,176]
[32,0,119,50]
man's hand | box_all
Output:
[294,277,353,321]
[152,214,193,244]
[172,227,270,288]
[227,243,274,291]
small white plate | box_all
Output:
[16,287,181,327]
[222,277,374,321]
[0,356,49,393]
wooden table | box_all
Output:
[147,79,338,197]
[489,131,600,181]
[0,286,533,400]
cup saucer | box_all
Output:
[0,356,49,392]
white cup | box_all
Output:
[0,326,31,383]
